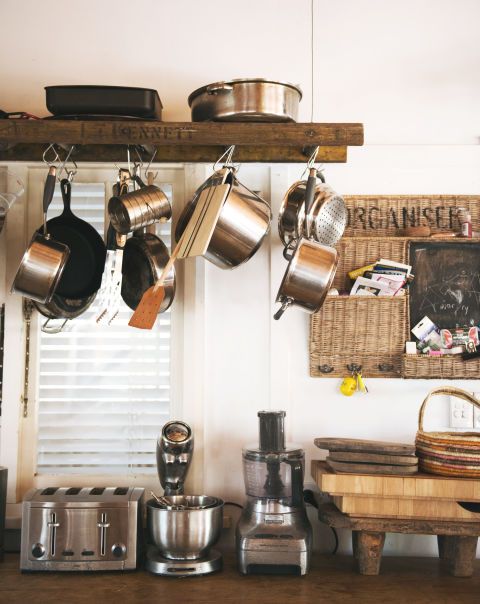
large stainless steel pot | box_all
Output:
[188,78,302,122]
[278,179,347,247]
[274,239,338,319]
[175,171,271,269]
[147,496,224,560]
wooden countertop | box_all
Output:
[0,553,478,604]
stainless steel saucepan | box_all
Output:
[274,239,338,319]
[11,167,70,304]
[175,169,271,269]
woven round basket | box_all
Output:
[416,386,480,478]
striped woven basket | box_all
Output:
[416,387,480,478]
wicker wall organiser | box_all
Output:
[310,195,480,379]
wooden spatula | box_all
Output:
[128,170,230,329]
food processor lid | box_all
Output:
[242,444,304,462]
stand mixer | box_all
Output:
[145,420,224,576]
[236,411,312,575]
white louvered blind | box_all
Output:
[36,182,172,475]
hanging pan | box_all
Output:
[274,168,338,320]
[11,167,70,304]
[42,179,107,299]
[278,171,347,248]
[121,173,175,313]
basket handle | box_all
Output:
[418,386,480,430]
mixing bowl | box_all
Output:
[146,495,224,560]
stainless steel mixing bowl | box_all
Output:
[147,496,224,560]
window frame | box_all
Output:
[0,162,209,510]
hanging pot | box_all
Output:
[108,179,172,234]
[11,167,70,304]
[188,78,302,122]
[121,226,176,312]
[175,170,271,269]
[274,239,338,320]
[278,175,347,248]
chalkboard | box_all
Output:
[409,241,480,330]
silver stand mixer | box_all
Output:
[236,411,312,575]
[145,420,224,576]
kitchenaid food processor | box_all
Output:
[236,411,312,575]
[146,420,224,576]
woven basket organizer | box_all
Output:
[416,387,480,478]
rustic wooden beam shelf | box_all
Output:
[0,120,364,163]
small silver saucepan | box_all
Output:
[11,167,70,304]
[274,238,338,320]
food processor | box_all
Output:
[236,411,312,575]
[145,420,224,576]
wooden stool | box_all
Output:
[318,503,479,577]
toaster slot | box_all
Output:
[65,487,82,496]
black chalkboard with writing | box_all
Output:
[409,241,480,330]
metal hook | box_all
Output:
[143,146,158,181]
[301,146,323,180]
[57,145,78,182]
[213,145,236,172]
[42,143,61,167]
[307,146,319,169]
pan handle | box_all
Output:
[304,168,317,239]
[60,179,73,214]
[273,297,293,320]
[283,239,297,261]
[41,318,69,334]
[42,166,56,232]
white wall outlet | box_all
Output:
[449,396,474,429]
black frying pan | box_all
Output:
[42,179,107,298]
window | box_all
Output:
[4,165,187,493]
[36,181,172,475]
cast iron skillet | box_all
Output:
[40,179,107,298]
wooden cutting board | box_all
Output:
[329,451,418,466]
[333,495,480,522]
[314,437,415,456]
[311,460,480,501]
[326,458,418,476]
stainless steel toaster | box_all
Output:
[21,486,144,571]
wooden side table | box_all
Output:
[318,503,479,577]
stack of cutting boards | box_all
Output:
[311,459,480,522]
[315,438,419,475]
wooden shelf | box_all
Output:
[0,120,363,163]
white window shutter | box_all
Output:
[36,182,172,475]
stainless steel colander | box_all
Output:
[278,178,347,247]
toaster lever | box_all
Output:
[98,513,110,556]
[48,513,60,557]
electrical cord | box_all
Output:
[303,489,339,555]
[224,501,244,510]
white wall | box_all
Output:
[1,0,480,557]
